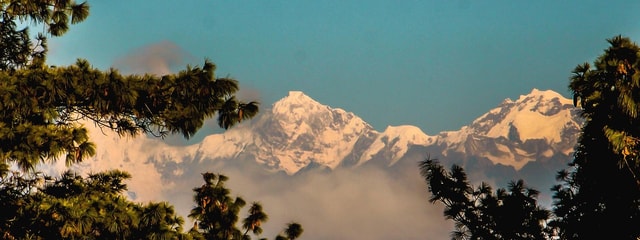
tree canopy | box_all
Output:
[0,1,304,239]
[188,173,303,240]
[420,159,550,239]
[0,0,259,171]
[0,169,190,239]
[1,0,89,70]
[422,35,640,240]
[0,169,303,240]
[552,35,640,239]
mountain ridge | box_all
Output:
[39,88,582,240]
[46,88,583,196]
[172,88,582,174]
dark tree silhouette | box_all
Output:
[550,35,640,239]
[420,158,550,240]
[189,173,303,240]
[243,202,269,238]
[421,36,640,240]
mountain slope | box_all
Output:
[38,88,582,240]
[40,88,583,205]
[434,88,582,169]
[180,88,582,173]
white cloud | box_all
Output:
[112,41,194,76]
[37,122,454,239]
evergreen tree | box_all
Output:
[550,35,640,239]
[189,173,304,240]
[0,0,259,172]
[419,158,550,240]
[243,202,269,238]
[421,36,640,239]
[283,222,303,240]
[0,0,89,70]
[1,1,268,239]
[274,223,304,240]
[0,170,192,239]
[189,173,246,240]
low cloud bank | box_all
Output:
[39,123,452,239]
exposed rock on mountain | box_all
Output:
[191,89,581,173]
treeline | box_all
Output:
[422,35,640,240]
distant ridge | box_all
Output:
[158,88,583,174]
[46,88,583,240]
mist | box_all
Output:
[164,163,453,239]
[39,122,454,239]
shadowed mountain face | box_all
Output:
[41,88,582,239]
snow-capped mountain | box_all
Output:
[41,88,581,240]
[434,89,582,170]
[188,91,379,174]
[47,87,584,198]
[148,88,581,175]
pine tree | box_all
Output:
[0,0,89,70]
[189,173,304,240]
[1,1,264,239]
[550,35,640,239]
[0,170,193,239]
[189,173,246,240]
[243,202,269,238]
[283,223,304,240]
[420,36,640,239]
[419,158,550,240]
[0,1,259,171]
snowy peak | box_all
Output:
[246,91,378,174]
[513,88,572,117]
[154,88,581,174]
[359,125,436,166]
[265,91,374,139]
[438,88,582,170]
[272,91,326,118]
[470,88,577,143]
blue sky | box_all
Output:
[47,0,640,135]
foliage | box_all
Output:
[569,35,640,179]
[0,0,89,70]
[0,0,259,172]
[189,173,246,240]
[0,1,294,239]
[550,35,640,239]
[0,170,191,239]
[275,222,304,240]
[0,169,303,240]
[422,35,640,240]
[189,173,303,240]
[243,202,269,237]
[420,158,550,240]
[0,58,259,172]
